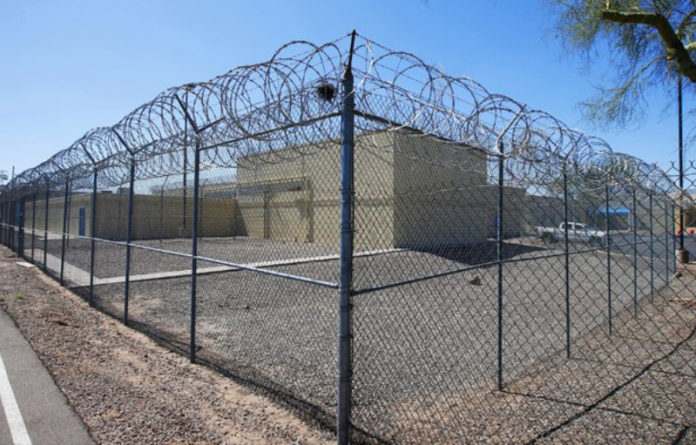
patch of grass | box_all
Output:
[13,292,25,301]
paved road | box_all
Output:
[0,309,93,445]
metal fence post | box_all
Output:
[4,201,7,246]
[173,89,202,364]
[6,200,11,248]
[190,143,201,363]
[672,204,677,273]
[563,168,570,357]
[496,142,505,390]
[6,201,10,247]
[1,201,5,245]
[159,185,164,243]
[337,32,356,445]
[649,192,654,299]
[9,199,14,251]
[17,196,25,258]
[4,201,8,246]
[89,168,98,304]
[632,189,638,317]
[605,186,612,335]
[124,157,136,325]
[664,202,669,284]
[30,192,36,262]
[5,201,9,247]
[43,179,49,272]
[59,179,70,285]
[2,202,6,246]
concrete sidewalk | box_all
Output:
[0,308,94,445]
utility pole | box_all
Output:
[677,76,689,263]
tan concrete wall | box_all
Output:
[237,132,396,248]
[235,188,310,243]
[391,132,515,247]
[25,192,236,240]
[235,130,526,249]
[25,194,93,237]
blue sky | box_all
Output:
[0,0,687,177]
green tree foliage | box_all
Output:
[549,0,696,125]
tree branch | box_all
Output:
[601,8,696,81]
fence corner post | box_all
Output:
[337,30,356,445]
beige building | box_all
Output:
[26,192,236,241]
[24,130,526,249]
[235,130,525,249]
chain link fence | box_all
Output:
[1,33,695,444]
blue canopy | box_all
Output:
[597,206,630,215]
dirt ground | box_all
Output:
[0,246,334,445]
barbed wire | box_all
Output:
[0,32,691,207]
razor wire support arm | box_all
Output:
[60,178,70,285]
[563,167,570,358]
[337,33,356,445]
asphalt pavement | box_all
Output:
[0,308,93,445]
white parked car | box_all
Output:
[536,222,608,246]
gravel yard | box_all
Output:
[0,247,334,445]
[6,234,692,444]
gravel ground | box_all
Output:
[0,247,334,445]
[11,234,693,444]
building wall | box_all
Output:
[235,130,522,249]
[24,194,93,237]
[236,132,395,248]
[22,130,533,249]
[391,132,523,246]
[24,192,236,240]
